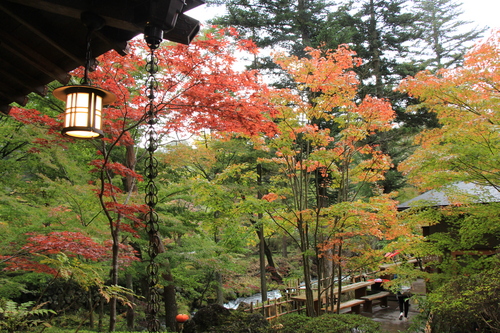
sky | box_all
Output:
[461,0,500,32]
[189,1,500,34]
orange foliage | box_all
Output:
[398,29,500,190]
[257,45,403,273]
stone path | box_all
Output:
[361,298,419,332]
[360,278,426,333]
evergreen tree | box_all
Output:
[206,0,486,195]
[321,0,420,100]
[209,0,332,53]
[412,0,487,71]
[208,0,333,82]
[320,0,428,193]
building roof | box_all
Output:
[397,182,500,210]
[0,0,203,113]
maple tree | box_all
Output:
[1,231,137,276]
[396,30,500,331]
[92,28,277,330]
[398,29,500,191]
[252,45,406,316]
[0,26,279,331]
[157,137,264,306]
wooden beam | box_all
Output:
[94,30,130,56]
[0,30,71,84]
[0,104,13,114]
[0,83,29,106]
[0,66,48,97]
[4,0,144,32]
[0,3,83,65]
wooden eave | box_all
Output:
[0,0,188,113]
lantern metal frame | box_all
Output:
[53,85,115,139]
[53,11,116,139]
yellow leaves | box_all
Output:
[397,30,500,190]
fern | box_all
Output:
[0,300,56,333]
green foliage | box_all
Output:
[271,313,380,333]
[0,273,52,301]
[0,299,56,333]
[426,262,500,332]
[271,313,310,333]
[39,327,171,333]
[184,305,268,333]
[0,279,25,300]
[209,311,269,333]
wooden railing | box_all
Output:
[242,278,377,321]
[245,296,304,320]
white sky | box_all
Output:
[189,1,499,32]
[461,0,499,32]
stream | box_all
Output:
[223,277,353,310]
[223,290,283,310]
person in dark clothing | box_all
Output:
[397,285,411,320]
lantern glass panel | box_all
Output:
[62,90,103,138]
[53,85,114,139]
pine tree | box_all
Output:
[209,0,332,53]
[208,0,333,81]
[412,0,487,70]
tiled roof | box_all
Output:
[397,182,500,210]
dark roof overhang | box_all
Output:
[0,0,204,113]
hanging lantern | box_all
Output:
[175,314,190,323]
[53,11,115,139]
[53,85,115,139]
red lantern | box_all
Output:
[176,314,190,323]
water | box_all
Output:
[223,276,350,310]
[224,290,283,310]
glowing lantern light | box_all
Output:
[53,85,115,139]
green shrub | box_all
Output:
[183,304,268,333]
[41,329,174,333]
[271,313,311,333]
[212,311,269,333]
[271,313,380,333]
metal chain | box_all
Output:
[145,45,161,333]
[83,28,93,85]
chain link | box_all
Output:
[145,45,161,333]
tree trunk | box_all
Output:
[369,0,382,97]
[282,235,288,258]
[257,163,267,308]
[98,298,104,332]
[108,227,120,331]
[251,219,284,284]
[335,241,343,314]
[302,251,316,317]
[297,217,316,317]
[162,259,178,332]
[263,240,283,284]
[126,273,135,331]
[258,224,268,311]
[88,289,94,329]
[215,271,224,305]
[255,164,283,284]
[297,0,312,48]
[123,145,137,192]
